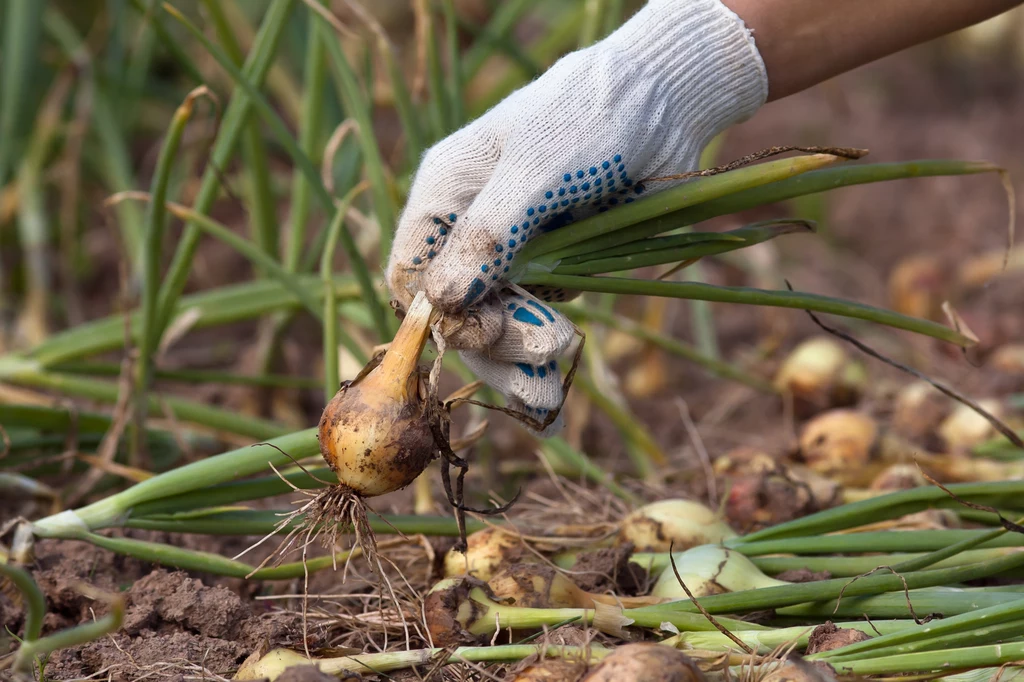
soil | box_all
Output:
[570,544,648,596]
[1,540,320,680]
[41,564,319,680]
[806,622,873,655]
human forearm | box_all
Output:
[722,0,1024,100]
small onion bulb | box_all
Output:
[582,644,706,682]
[618,499,737,553]
[443,527,538,581]
[797,409,878,482]
[938,400,1005,453]
[488,563,663,610]
[774,337,866,415]
[650,545,787,599]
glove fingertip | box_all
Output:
[508,398,565,438]
[425,250,501,312]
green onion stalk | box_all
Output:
[664,620,918,654]
[627,546,1023,578]
[422,576,766,647]
[234,644,608,681]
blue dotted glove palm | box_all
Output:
[386,0,767,434]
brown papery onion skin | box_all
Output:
[582,644,706,682]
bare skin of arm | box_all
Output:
[722,0,1024,101]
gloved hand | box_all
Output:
[387,0,768,433]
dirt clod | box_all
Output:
[571,544,647,596]
[806,621,872,654]
[724,473,830,532]
[44,569,321,680]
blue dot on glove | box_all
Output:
[527,299,555,322]
[512,308,543,327]
[463,277,486,306]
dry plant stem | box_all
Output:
[647,146,867,182]
[426,330,519,551]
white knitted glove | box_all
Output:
[387,0,767,433]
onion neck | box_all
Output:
[378,291,434,398]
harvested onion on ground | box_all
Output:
[722,462,842,530]
[488,563,662,609]
[650,544,787,599]
[797,409,879,484]
[443,527,539,581]
[582,644,706,682]
[938,400,1006,452]
[774,337,866,415]
[617,499,736,552]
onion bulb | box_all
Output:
[891,381,951,441]
[235,649,313,680]
[774,337,866,415]
[724,464,841,530]
[937,400,1005,453]
[888,253,945,321]
[797,409,878,483]
[990,344,1024,374]
[233,647,436,681]
[443,527,539,581]
[650,545,787,599]
[581,644,706,682]
[488,563,662,609]
[869,463,928,492]
[318,291,438,496]
[618,499,737,553]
